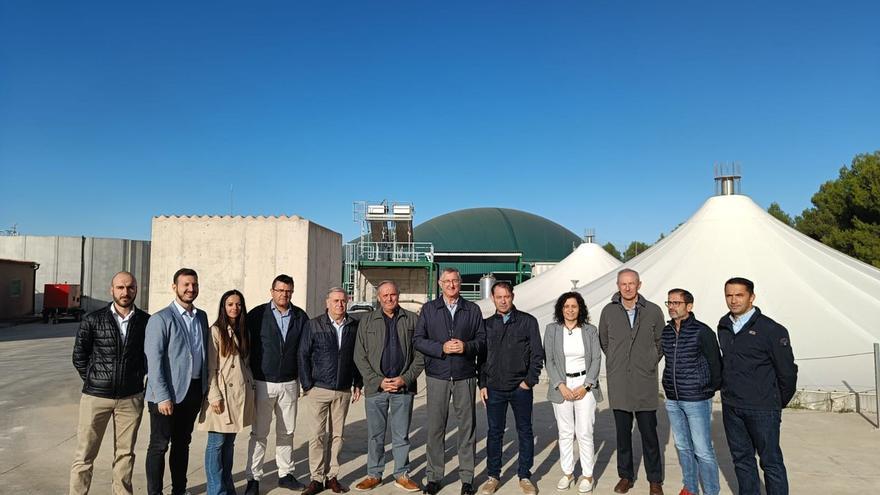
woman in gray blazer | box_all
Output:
[544,292,603,493]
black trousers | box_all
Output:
[613,409,663,483]
[145,379,203,495]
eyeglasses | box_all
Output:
[272,289,293,295]
[664,301,686,307]
[440,279,461,286]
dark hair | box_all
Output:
[213,289,249,358]
[553,291,590,326]
[173,268,198,284]
[667,288,694,304]
[725,277,754,294]
[272,274,294,288]
[491,281,514,295]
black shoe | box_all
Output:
[245,480,260,495]
[423,481,442,495]
[461,482,475,495]
[279,474,307,491]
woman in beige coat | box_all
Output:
[197,289,255,495]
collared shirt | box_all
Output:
[271,301,292,341]
[730,307,757,334]
[623,305,637,328]
[444,297,459,319]
[109,303,135,343]
[500,311,512,324]
[173,300,203,379]
[329,315,345,348]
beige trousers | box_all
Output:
[306,387,351,483]
[246,379,299,480]
[69,392,144,495]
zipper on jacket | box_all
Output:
[672,327,679,400]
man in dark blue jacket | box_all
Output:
[718,277,797,495]
[661,288,721,495]
[299,287,362,495]
[244,274,310,495]
[413,268,486,495]
[478,281,543,495]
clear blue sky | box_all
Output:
[1,1,877,250]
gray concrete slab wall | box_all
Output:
[0,235,150,312]
[357,267,430,313]
[149,216,342,318]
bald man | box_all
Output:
[70,272,151,494]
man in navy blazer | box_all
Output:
[144,268,209,495]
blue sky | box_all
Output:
[1,1,877,250]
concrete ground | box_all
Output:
[1,321,878,495]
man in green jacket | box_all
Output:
[352,281,425,493]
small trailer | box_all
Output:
[42,283,84,324]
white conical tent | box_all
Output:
[530,194,880,391]
[477,242,622,317]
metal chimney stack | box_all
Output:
[714,163,742,196]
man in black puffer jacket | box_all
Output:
[70,271,150,495]
[660,288,721,495]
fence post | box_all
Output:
[874,343,880,430]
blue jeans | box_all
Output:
[486,386,534,480]
[205,431,236,495]
[722,406,788,495]
[665,399,720,495]
[365,392,414,478]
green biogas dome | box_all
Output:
[414,207,581,284]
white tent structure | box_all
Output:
[477,240,622,317]
[529,190,880,392]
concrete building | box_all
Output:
[0,259,39,319]
[0,235,151,312]
[149,215,342,318]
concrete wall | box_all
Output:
[356,267,430,313]
[148,216,342,318]
[0,260,37,319]
[0,236,151,312]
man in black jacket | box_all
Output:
[718,277,797,495]
[413,267,486,495]
[478,282,543,495]
[299,287,363,495]
[245,274,310,495]
[70,271,149,495]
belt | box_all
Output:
[565,370,586,377]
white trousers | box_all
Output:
[246,379,299,480]
[551,376,598,477]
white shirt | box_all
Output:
[110,303,135,343]
[330,316,345,348]
[173,300,203,379]
[562,326,587,378]
[444,297,459,318]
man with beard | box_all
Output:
[144,268,209,495]
[70,271,150,494]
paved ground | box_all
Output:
[1,321,878,494]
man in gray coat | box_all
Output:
[144,268,209,495]
[352,280,424,493]
[598,269,665,495]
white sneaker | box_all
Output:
[556,474,574,490]
[577,477,593,493]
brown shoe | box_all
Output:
[613,479,634,494]
[481,477,500,495]
[518,479,537,495]
[304,480,326,495]
[395,476,421,492]
[649,482,663,495]
[326,478,350,493]
[355,477,382,492]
